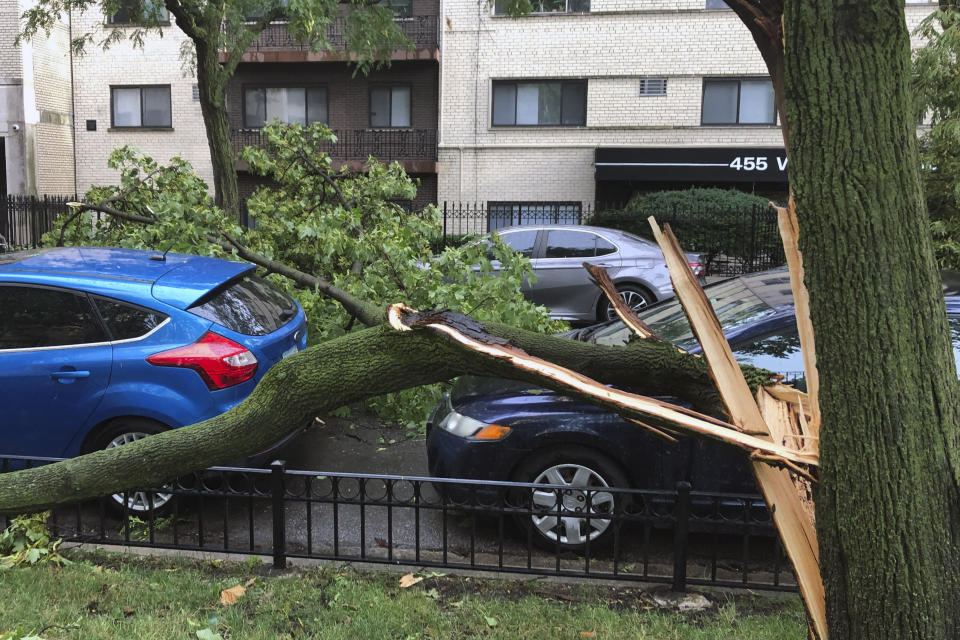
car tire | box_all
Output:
[600,284,654,322]
[87,418,175,516]
[511,447,630,552]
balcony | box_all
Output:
[228,16,439,63]
[232,127,438,173]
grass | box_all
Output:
[0,551,807,639]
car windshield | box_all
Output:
[589,277,779,350]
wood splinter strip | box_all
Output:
[584,263,661,341]
[387,304,818,469]
[627,418,679,443]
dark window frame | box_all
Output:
[486,201,583,231]
[110,84,172,129]
[700,77,777,126]
[106,0,170,25]
[240,84,330,129]
[369,84,414,128]
[491,80,588,127]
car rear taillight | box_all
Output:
[147,331,258,390]
[688,261,705,276]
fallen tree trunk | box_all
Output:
[0,317,761,515]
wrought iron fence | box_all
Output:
[438,202,787,277]
[1,455,795,592]
[0,195,75,251]
[232,128,438,161]
[247,16,439,51]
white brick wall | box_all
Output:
[438,1,939,205]
[72,8,212,194]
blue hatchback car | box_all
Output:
[0,247,307,509]
[426,268,960,550]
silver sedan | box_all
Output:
[490,224,703,324]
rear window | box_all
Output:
[188,275,298,336]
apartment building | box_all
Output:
[62,1,440,208]
[0,0,74,196]
[437,0,937,227]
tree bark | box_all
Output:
[195,36,241,219]
[784,3,960,638]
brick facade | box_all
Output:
[437,1,938,207]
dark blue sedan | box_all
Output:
[427,268,960,550]
[0,247,308,511]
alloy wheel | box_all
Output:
[107,431,174,512]
[529,463,615,546]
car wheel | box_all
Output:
[512,447,629,552]
[601,284,654,322]
[89,418,175,515]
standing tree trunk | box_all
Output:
[784,3,960,638]
[195,38,241,219]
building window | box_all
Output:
[704,0,729,8]
[379,0,412,18]
[701,77,776,125]
[111,85,171,128]
[494,0,589,14]
[488,202,582,230]
[370,86,411,128]
[639,77,667,97]
[108,0,169,24]
[243,87,328,128]
[492,80,587,127]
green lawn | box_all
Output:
[0,551,806,639]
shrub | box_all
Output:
[592,188,781,273]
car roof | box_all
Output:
[0,246,254,309]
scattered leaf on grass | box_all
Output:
[425,588,440,599]
[196,630,223,640]
[220,584,246,605]
[581,633,597,638]
[399,573,423,588]
[484,616,498,627]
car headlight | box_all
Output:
[438,409,511,440]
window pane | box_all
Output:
[0,286,107,349]
[112,88,141,126]
[391,86,411,127]
[516,84,539,125]
[370,87,390,127]
[244,88,266,127]
[265,87,306,124]
[595,236,616,256]
[705,0,729,7]
[142,86,171,126]
[498,230,539,257]
[567,0,590,11]
[538,83,562,125]
[738,79,775,123]
[702,80,738,124]
[94,297,167,341]
[545,230,597,259]
[188,276,298,336]
[492,84,516,125]
[307,88,327,124]
[561,83,586,125]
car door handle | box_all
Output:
[594,263,616,268]
[51,370,90,380]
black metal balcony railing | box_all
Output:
[247,16,439,52]
[232,127,438,162]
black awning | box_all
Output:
[595,147,788,183]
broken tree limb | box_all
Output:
[583,262,661,340]
[648,218,771,436]
[388,304,818,469]
[647,216,827,640]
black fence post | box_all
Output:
[271,459,287,569]
[672,481,691,592]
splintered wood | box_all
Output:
[583,262,661,340]
[648,217,826,640]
